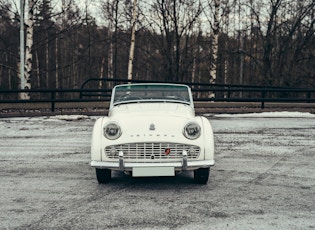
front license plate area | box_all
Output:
[132,167,175,177]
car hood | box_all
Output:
[105,103,199,143]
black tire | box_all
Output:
[194,168,210,184]
[96,168,111,184]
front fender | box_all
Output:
[200,116,214,161]
[91,117,108,161]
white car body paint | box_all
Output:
[90,83,214,182]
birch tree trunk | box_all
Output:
[45,33,49,88]
[21,0,35,99]
[107,22,113,88]
[55,36,59,89]
[209,0,220,98]
[35,50,40,87]
[127,0,137,81]
[99,56,105,99]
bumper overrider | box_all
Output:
[91,150,214,177]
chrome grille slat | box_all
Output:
[105,142,200,162]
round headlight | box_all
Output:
[104,122,121,140]
[183,122,201,140]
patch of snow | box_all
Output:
[210,111,315,118]
[48,115,91,121]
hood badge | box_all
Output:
[149,123,155,131]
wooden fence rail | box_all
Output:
[1,78,314,112]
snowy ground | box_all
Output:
[0,112,315,229]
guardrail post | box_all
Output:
[51,91,55,112]
[261,89,265,109]
[227,86,231,101]
[307,91,311,103]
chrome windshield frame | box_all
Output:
[109,83,194,110]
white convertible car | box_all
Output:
[91,83,215,184]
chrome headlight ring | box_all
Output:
[183,122,201,140]
[103,122,122,140]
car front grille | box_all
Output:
[105,142,200,162]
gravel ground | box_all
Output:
[0,114,314,229]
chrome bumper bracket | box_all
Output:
[182,150,188,170]
[119,151,124,171]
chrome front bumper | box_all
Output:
[91,150,213,171]
[91,160,215,170]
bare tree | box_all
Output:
[101,0,123,81]
[127,0,137,81]
[243,0,315,86]
[1,0,315,94]
[206,0,220,98]
[146,0,203,82]
[0,0,18,92]
[19,0,35,99]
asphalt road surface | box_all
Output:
[0,114,314,229]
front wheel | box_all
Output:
[194,168,210,184]
[96,168,111,184]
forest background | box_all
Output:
[0,0,314,98]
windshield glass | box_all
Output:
[112,84,192,106]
